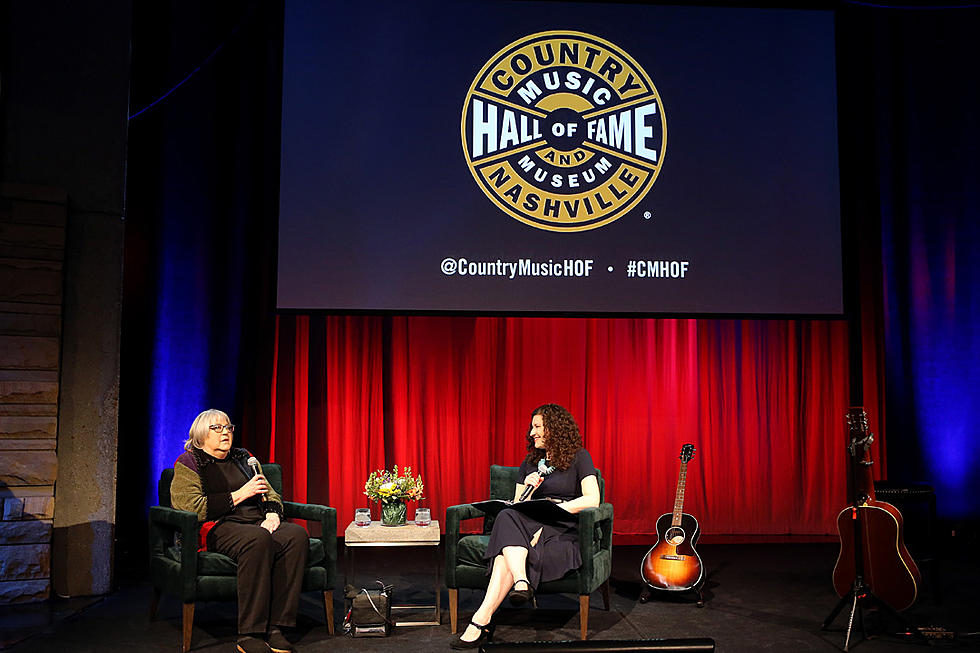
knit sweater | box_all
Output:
[171,446,284,550]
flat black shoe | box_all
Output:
[237,636,271,653]
[450,620,494,649]
[508,579,534,607]
[266,628,293,653]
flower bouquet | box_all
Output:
[363,465,424,526]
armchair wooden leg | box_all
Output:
[323,591,335,635]
[449,588,459,633]
[579,595,589,640]
[182,602,195,652]
[149,587,161,620]
[601,579,611,610]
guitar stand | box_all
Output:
[639,585,705,608]
[822,577,926,651]
[825,411,928,651]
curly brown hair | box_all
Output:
[524,403,582,471]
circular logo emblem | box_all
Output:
[462,31,667,233]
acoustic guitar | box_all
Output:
[832,407,921,611]
[641,443,704,593]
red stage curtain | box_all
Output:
[250,315,882,537]
[265,315,387,528]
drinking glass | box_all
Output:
[354,508,371,527]
[414,507,431,527]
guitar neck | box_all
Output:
[671,461,688,525]
[859,449,877,503]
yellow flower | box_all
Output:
[363,465,425,503]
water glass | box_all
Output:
[354,508,371,527]
[414,507,431,527]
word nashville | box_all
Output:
[487,162,641,219]
[452,258,595,278]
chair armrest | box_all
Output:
[576,503,613,553]
[445,503,484,535]
[149,505,199,531]
[283,502,338,572]
[283,501,336,534]
[282,501,337,544]
[575,502,614,594]
[445,503,486,588]
[593,502,614,550]
[149,506,198,554]
[149,506,200,598]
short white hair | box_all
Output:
[184,409,231,452]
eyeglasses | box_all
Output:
[208,423,235,433]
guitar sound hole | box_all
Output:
[665,526,686,546]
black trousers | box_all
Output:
[208,520,308,634]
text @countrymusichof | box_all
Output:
[439,257,690,279]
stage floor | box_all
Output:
[3,543,977,652]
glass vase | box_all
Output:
[381,500,407,526]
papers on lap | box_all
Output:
[471,499,570,523]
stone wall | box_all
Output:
[0,183,66,602]
[1,0,129,598]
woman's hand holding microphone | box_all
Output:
[232,475,280,532]
[519,472,543,501]
[232,474,269,506]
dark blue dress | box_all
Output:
[483,449,598,587]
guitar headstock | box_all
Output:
[846,407,869,435]
[679,443,696,463]
[846,407,874,458]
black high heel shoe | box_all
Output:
[450,620,495,649]
[508,579,534,606]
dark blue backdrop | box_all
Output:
[869,6,980,519]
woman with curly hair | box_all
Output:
[451,403,599,649]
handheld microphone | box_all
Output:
[246,456,261,478]
[518,482,537,502]
[518,459,555,501]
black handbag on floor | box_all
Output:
[344,581,394,637]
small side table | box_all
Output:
[344,520,441,626]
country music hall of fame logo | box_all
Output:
[461,31,667,232]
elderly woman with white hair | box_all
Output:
[171,409,307,653]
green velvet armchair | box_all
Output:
[445,464,613,640]
[149,463,337,652]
